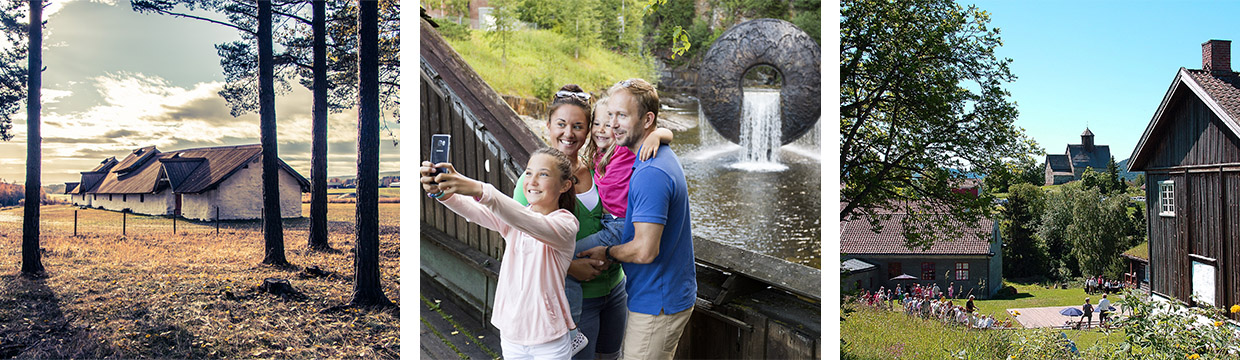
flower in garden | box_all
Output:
[1231,304,1240,314]
[1187,354,1200,359]
[1215,321,1224,327]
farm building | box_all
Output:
[1122,242,1151,294]
[841,208,1004,299]
[1044,128,1112,185]
[1127,39,1240,316]
[65,144,309,221]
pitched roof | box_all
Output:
[84,144,310,194]
[1046,154,1072,173]
[1066,144,1111,171]
[1082,128,1094,136]
[1129,68,1240,171]
[63,182,79,194]
[842,258,877,274]
[840,213,996,255]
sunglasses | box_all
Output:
[555,90,591,101]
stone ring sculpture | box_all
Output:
[698,18,821,145]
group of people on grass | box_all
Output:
[422,79,695,360]
[1085,276,1123,295]
[858,285,1008,330]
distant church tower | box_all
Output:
[1081,128,1095,152]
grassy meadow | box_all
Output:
[443,27,658,97]
[0,203,399,358]
[843,282,1128,359]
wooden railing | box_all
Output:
[420,17,820,359]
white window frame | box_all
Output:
[955,262,969,281]
[1159,180,1175,217]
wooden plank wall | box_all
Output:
[420,71,515,261]
[1150,97,1240,168]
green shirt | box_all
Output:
[513,171,623,298]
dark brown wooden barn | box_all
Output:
[1128,39,1240,317]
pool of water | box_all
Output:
[662,94,821,269]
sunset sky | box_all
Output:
[0,0,400,185]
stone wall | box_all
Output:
[181,158,304,221]
[87,191,175,216]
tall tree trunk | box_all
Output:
[307,0,330,251]
[21,0,43,275]
[351,0,390,306]
[259,0,287,266]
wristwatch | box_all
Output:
[605,245,617,262]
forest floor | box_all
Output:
[0,203,400,359]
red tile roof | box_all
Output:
[841,213,995,255]
[1185,69,1240,126]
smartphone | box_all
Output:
[430,134,451,182]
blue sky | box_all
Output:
[967,1,1240,163]
[0,0,400,184]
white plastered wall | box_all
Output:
[86,191,175,216]
[180,157,304,221]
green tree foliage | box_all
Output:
[791,0,820,43]
[1022,160,1046,186]
[1038,183,1079,279]
[0,0,28,141]
[430,0,471,24]
[486,0,517,65]
[1134,173,1146,188]
[841,0,1037,249]
[1104,155,1123,194]
[1039,182,1140,280]
[560,0,599,59]
[515,0,564,29]
[1002,183,1048,278]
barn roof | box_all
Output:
[81,144,309,195]
[840,212,996,256]
[63,182,79,194]
[1046,154,1072,173]
[1129,68,1240,171]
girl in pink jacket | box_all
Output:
[422,147,583,359]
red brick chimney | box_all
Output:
[1203,39,1232,75]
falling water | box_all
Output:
[730,89,786,172]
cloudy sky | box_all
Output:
[0,0,400,185]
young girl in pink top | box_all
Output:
[422,147,582,359]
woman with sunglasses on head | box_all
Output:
[512,84,671,359]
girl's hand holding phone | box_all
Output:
[421,161,482,200]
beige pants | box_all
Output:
[621,306,694,360]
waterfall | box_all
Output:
[730,89,786,171]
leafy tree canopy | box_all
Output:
[841,0,1037,249]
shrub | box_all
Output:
[437,20,471,41]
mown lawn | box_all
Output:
[0,203,399,359]
[844,282,1129,359]
[842,304,1126,359]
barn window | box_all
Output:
[140,194,144,202]
[1159,180,1175,216]
[955,262,969,280]
[921,262,936,280]
[109,194,113,201]
[887,262,902,279]
[123,194,127,202]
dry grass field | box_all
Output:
[0,203,400,359]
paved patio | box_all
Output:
[1008,304,1123,329]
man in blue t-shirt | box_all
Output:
[579,78,695,360]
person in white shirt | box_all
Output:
[1097,294,1112,327]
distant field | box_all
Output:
[0,203,399,358]
[326,188,402,198]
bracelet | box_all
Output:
[605,245,617,262]
[428,190,446,199]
